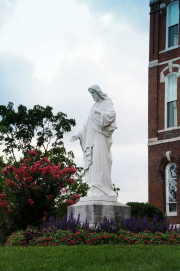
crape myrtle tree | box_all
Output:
[1,151,80,230]
[0,103,89,222]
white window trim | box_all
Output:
[158,126,180,133]
[166,163,177,217]
[164,73,177,129]
[159,45,179,54]
[166,1,179,50]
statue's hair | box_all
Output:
[88,85,110,100]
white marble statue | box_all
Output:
[70,85,117,197]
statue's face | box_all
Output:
[90,90,99,102]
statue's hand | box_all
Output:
[70,134,79,142]
[94,107,101,114]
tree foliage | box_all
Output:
[0,102,76,164]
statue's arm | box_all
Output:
[70,133,79,142]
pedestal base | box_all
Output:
[80,196,118,202]
[67,198,131,226]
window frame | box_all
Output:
[166,1,179,49]
[164,73,177,129]
[165,162,177,217]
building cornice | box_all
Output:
[149,57,180,68]
[148,136,180,146]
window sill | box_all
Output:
[158,126,180,133]
[159,45,179,54]
[167,213,177,217]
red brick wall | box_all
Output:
[149,3,160,62]
[158,129,180,140]
[148,66,158,139]
[148,0,180,224]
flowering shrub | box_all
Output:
[93,216,169,234]
[41,214,170,235]
[0,194,14,244]
[0,193,14,220]
[122,215,169,233]
[43,213,82,232]
[0,150,79,231]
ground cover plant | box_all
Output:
[5,228,180,247]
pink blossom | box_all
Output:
[28,199,34,205]
[28,150,38,157]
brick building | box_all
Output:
[148,0,180,224]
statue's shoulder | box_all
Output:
[103,99,112,104]
[103,99,114,108]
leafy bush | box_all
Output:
[126,202,165,220]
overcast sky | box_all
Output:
[0,0,149,204]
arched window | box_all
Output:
[166,2,179,48]
[165,73,177,128]
[166,163,177,216]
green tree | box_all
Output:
[0,102,75,162]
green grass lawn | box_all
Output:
[1,245,180,271]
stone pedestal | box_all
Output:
[67,196,131,226]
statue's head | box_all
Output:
[88,88,100,102]
[88,85,110,101]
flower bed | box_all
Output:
[5,214,176,247]
[5,228,180,247]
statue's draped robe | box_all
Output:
[79,99,117,196]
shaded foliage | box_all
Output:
[126,202,165,221]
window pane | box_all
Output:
[167,163,177,179]
[168,101,177,127]
[166,163,177,215]
[169,25,178,47]
[169,178,177,202]
[168,74,177,102]
[169,2,179,26]
[169,203,177,213]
